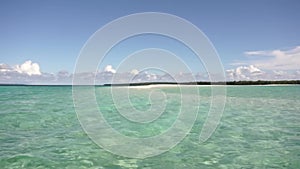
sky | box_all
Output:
[0,0,300,84]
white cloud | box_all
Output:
[244,51,268,56]
[130,71,157,82]
[96,69,198,84]
[227,46,300,80]
[273,70,287,76]
[0,61,72,84]
[130,69,139,75]
[104,65,116,74]
[244,46,300,70]
[226,65,300,81]
[14,60,41,76]
[237,65,262,75]
[0,64,12,72]
[226,65,264,81]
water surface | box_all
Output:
[0,85,299,168]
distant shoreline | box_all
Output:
[0,80,299,86]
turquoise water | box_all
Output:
[0,85,299,168]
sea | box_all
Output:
[0,85,299,168]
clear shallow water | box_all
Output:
[0,85,299,168]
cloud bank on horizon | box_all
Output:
[1,46,300,84]
[0,61,70,84]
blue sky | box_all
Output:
[0,0,300,83]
